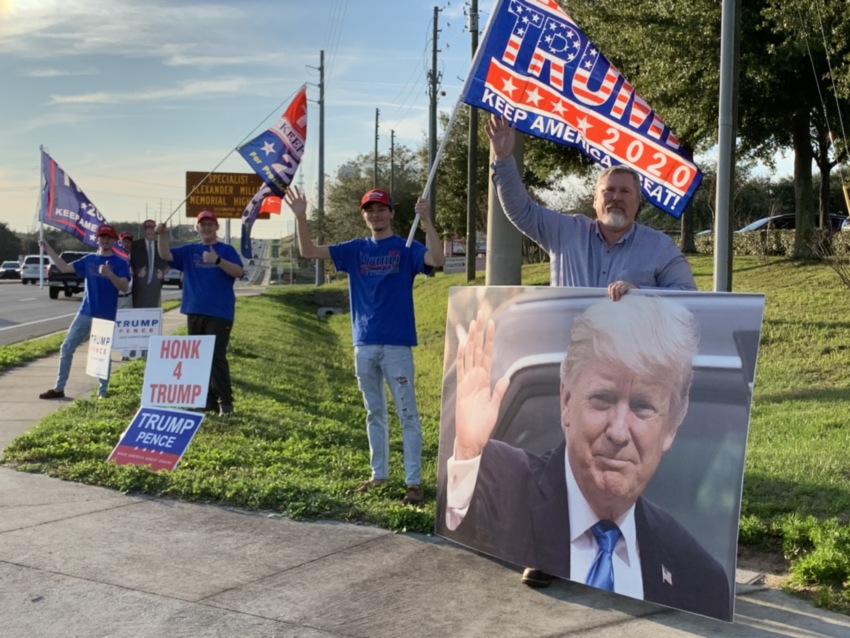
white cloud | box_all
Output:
[48,76,259,105]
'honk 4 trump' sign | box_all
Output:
[108,406,204,471]
[142,335,215,408]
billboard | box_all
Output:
[185,171,270,220]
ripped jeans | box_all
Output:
[354,345,422,485]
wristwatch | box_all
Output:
[215,256,222,265]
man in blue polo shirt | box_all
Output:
[155,210,244,417]
[286,185,445,505]
[38,224,131,400]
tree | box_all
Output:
[420,107,490,243]
[0,222,21,261]
[320,146,425,246]
[562,0,850,258]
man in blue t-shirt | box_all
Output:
[39,224,131,400]
[286,186,446,505]
[155,210,244,417]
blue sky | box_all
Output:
[0,0,491,237]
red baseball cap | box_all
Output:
[197,210,218,223]
[360,189,393,210]
[119,232,133,241]
[96,224,118,239]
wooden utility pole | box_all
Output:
[374,108,380,188]
[428,6,440,224]
[316,50,326,286]
[465,0,479,281]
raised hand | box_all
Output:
[284,185,308,220]
[485,114,516,160]
[454,309,510,460]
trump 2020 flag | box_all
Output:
[240,183,274,259]
[40,148,110,248]
[237,86,307,198]
[462,0,701,218]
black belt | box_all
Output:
[118,292,131,297]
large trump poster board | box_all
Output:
[435,287,765,622]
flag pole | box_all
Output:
[159,87,302,226]
[38,145,46,287]
[405,3,500,247]
[405,95,465,247]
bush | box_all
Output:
[695,229,844,257]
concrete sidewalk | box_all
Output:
[2,308,850,636]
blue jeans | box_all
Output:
[56,311,109,397]
[354,345,422,485]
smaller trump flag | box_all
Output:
[461,0,701,219]
[40,149,112,248]
[237,86,307,198]
[240,183,275,259]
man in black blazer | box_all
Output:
[130,219,168,308]
[442,295,732,620]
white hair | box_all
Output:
[560,295,699,426]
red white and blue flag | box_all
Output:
[239,183,275,259]
[237,85,307,196]
[40,149,114,248]
[462,0,701,218]
[237,86,307,257]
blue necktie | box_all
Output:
[585,521,621,591]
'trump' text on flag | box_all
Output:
[237,86,307,257]
[40,149,111,248]
[462,0,701,219]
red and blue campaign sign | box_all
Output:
[108,406,204,472]
[462,0,701,218]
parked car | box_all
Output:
[163,267,183,289]
[0,260,21,279]
[737,213,847,233]
[47,251,92,299]
[20,254,52,284]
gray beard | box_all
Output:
[602,210,628,231]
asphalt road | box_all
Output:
[0,280,182,346]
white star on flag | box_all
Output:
[261,141,276,156]
[524,87,542,106]
[551,100,568,117]
[501,76,518,97]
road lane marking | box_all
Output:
[0,312,78,332]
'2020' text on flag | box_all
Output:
[237,86,307,198]
[462,0,701,219]
[237,86,307,257]
[40,149,112,248]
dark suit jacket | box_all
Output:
[130,238,168,307]
[442,440,732,621]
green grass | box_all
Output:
[3,257,850,611]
